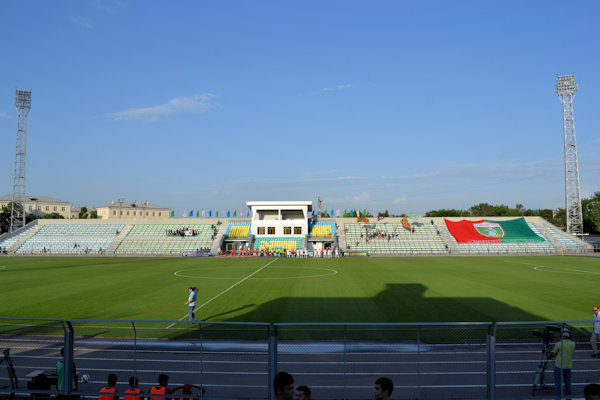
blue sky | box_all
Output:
[1,1,599,217]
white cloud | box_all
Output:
[112,94,217,122]
[393,195,408,204]
[71,15,93,29]
[0,111,9,119]
[352,192,371,202]
[322,84,352,92]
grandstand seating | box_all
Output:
[2,216,591,257]
[310,222,336,237]
[0,224,37,251]
[254,237,302,251]
[541,223,592,252]
[115,224,216,255]
[226,222,251,238]
[343,223,448,255]
[15,224,125,255]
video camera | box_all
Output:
[532,325,561,350]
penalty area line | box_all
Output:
[166,258,279,328]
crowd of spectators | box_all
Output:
[219,247,340,258]
[166,228,199,237]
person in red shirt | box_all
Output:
[174,383,206,400]
[124,377,143,400]
[150,374,175,400]
[99,374,118,400]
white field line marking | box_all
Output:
[0,266,6,270]
[166,258,279,328]
[174,266,338,280]
[505,260,600,275]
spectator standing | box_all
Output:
[591,306,600,357]
[56,347,77,392]
[550,329,576,398]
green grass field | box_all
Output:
[1,255,599,327]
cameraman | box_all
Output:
[550,329,576,397]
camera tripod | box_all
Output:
[0,348,19,391]
[532,339,554,395]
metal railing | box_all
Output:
[1,318,596,399]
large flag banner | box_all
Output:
[445,218,545,243]
[401,216,410,229]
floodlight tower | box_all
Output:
[555,75,583,236]
[10,90,31,232]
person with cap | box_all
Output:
[549,328,576,397]
[591,306,600,357]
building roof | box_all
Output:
[246,201,313,212]
[97,200,169,210]
[0,195,71,204]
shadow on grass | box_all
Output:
[169,283,559,341]
[203,304,255,321]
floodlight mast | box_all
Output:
[10,90,31,232]
[555,75,583,236]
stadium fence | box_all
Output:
[0,318,596,399]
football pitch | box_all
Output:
[1,255,599,324]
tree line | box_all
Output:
[424,191,600,234]
[2,192,600,235]
[0,203,97,234]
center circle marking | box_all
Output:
[174,266,338,280]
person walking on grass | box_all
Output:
[184,287,199,322]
